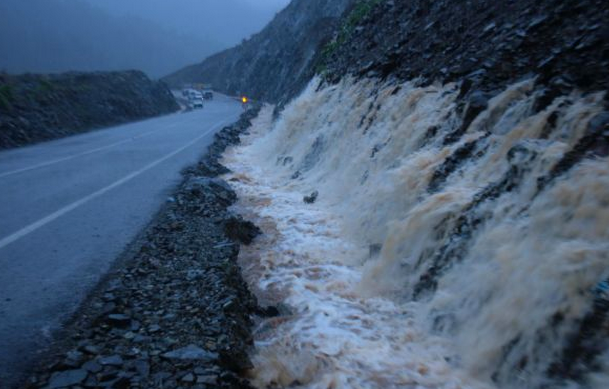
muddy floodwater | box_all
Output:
[223,77,609,389]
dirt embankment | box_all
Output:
[0,70,179,150]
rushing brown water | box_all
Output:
[223,77,609,389]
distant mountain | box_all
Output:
[163,0,356,103]
[0,0,221,78]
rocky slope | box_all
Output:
[163,0,356,103]
[323,0,609,96]
[0,70,178,150]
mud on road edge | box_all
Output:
[22,107,266,389]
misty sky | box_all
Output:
[0,0,290,78]
[83,0,291,48]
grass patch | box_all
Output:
[38,79,54,93]
[28,79,56,100]
[0,84,14,110]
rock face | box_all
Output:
[0,70,179,150]
[163,0,356,103]
[323,0,609,94]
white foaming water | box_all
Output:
[222,77,609,389]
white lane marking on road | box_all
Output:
[0,120,226,250]
[0,123,180,179]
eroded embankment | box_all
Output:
[24,109,262,389]
[222,77,609,389]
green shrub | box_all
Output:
[345,0,383,30]
[0,84,14,110]
[38,79,54,92]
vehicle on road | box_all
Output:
[189,98,204,109]
[203,91,214,100]
[186,89,204,109]
[241,96,250,110]
[183,89,202,100]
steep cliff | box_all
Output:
[0,70,178,150]
[163,0,356,103]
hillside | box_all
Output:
[0,71,178,150]
[323,0,609,96]
[163,0,356,103]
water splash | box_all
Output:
[222,76,609,388]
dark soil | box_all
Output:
[23,108,263,389]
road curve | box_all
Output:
[0,95,242,388]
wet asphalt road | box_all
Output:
[0,96,241,388]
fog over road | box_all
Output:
[0,96,241,387]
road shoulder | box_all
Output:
[22,108,265,389]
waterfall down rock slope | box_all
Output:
[216,0,608,388]
[224,76,608,388]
